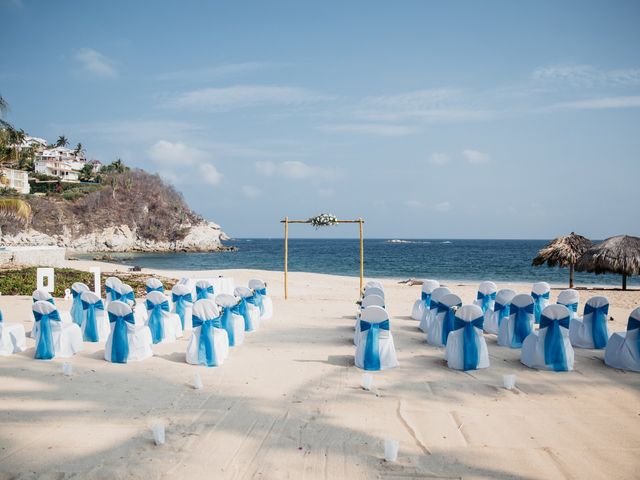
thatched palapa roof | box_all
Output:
[575,235,640,276]
[532,232,593,267]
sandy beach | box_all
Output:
[1,262,639,479]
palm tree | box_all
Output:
[0,93,11,130]
[56,135,69,148]
[0,198,31,224]
[10,128,26,165]
[74,142,84,155]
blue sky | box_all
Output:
[1,0,639,239]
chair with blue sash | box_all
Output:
[145,291,182,344]
[171,283,194,333]
[195,280,215,301]
[604,307,640,372]
[427,293,462,347]
[70,282,90,327]
[498,294,534,348]
[484,289,516,335]
[113,283,136,307]
[420,286,450,333]
[104,277,122,307]
[569,296,610,349]
[354,306,398,371]
[354,294,385,344]
[215,293,245,347]
[0,308,27,355]
[186,299,230,367]
[31,289,67,339]
[364,281,383,290]
[445,304,489,371]
[557,289,580,321]
[104,301,153,363]
[80,291,110,342]
[474,281,497,314]
[234,287,261,332]
[411,279,440,321]
[32,300,83,360]
[145,278,165,294]
[249,279,273,320]
[531,282,551,324]
[363,287,385,301]
[521,304,575,371]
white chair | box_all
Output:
[104,301,153,363]
[113,283,135,307]
[604,307,640,372]
[145,278,164,294]
[569,296,610,349]
[195,280,215,301]
[420,286,451,333]
[234,287,261,332]
[557,289,580,321]
[364,281,383,290]
[474,281,497,314]
[186,299,229,367]
[80,291,110,342]
[215,293,245,347]
[354,294,386,344]
[70,282,90,326]
[445,304,489,371]
[411,279,440,321]
[521,304,574,371]
[354,306,398,371]
[531,282,551,324]
[32,301,82,360]
[484,289,516,335]
[0,309,26,355]
[498,294,534,348]
[171,284,194,332]
[363,287,385,301]
[145,291,182,344]
[32,289,54,304]
[104,277,122,306]
[427,293,462,347]
[248,278,273,320]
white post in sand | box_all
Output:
[89,267,101,295]
[36,268,55,293]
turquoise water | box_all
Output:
[82,239,638,287]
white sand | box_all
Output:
[1,262,639,479]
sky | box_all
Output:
[1,0,639,239]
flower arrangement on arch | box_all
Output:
[308,213,338,228]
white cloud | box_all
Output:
[318,123,415,136]
[148,140,207,166]
[433,201,452,212]
[405,200,424,209]
[532,64,640,88]
[429,152,450,166]
[256,160,277,176]
[74,48,117,78]
[242,185,262,198]
[156,61,281,82]
[52,120,202,144]
[199,163,222,186]
[542,95,640,111]
[463,149,490,164]
[255,160,341,180]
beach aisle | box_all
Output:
[1,268,639,479]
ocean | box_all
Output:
[81,239,638,287]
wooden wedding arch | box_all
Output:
[280,217,365,300]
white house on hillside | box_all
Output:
[0,167,30,194]
[35,147,87,181]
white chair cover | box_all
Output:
[445,304,489,371]
[32,301,82,359]
[498,294,534,348]
[248,278,273,321]
[364,281,383,290]
[112,282,136,307]
[484,289,516,335]
[145,278,164,294]
[531,282,551,324]
[80,291,110,342]
[354,306,398,371]
[172,283,194,332]
[411,279,440,320]
[145,291,182,344]
[195,280,215,301]
[31,289,72,338]
[104,301,153,363]
[557,289,580,320]
[521,304,574,371]
[70,282,90,326]
[104,277,122,306]
[474,281,497,314]
[427,293,462,346]
[186,299,229,367]
[215,293,245,347]
[0,309,26,355]
[354,294,385,343]
[32,289,54,304]
[363,287,385,300]
[419,286,450,333]
[604,307,640,372]
[569,296,610,349]
[234,286,261,332]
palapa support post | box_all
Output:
[359,218,364,295]
[284,216,289,300]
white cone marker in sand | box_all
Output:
[384,438,399,462]
[152,422,165,445]
[361,373,373,391]
[503,374,517,390]
[62,362,73,376]
[194,373,203,390]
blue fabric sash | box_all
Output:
[584,303,609,349]
[540,314,571,371]
[246,293,263,316]
[220,307,236,346]
[441,305,459,345]
[494,301,510,327]
[453,315,484,370]
[33,309,61,360]
[360,319,390,371]
[107,311,135,363]
[510,303,534,348]
[146,299,169,344]
[146,285,164,293]
[0,310,2,322]
[476,291,496,313]
[561,301,578,319]
[71,290,84,326]
[115,290,135,304]
[172,292,193,329]
[192,314,222,367]
[81,299,104,342]
[255,288,267,315]
[196,285,214,300]
[105,285,117,302]
[235,298,253,331]
[627,317,640,356]
[421,291,432,311]
[531,291,550,324]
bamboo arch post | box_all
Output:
[280,218,365,300]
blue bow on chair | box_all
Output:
[105,285,118,303]
[81,298,104,342]
[108,311,135,363]
[421,291,432,310]
[476,291,496,313]
[540,313,571,371]
[584,303,609,349]
[33,296,55,305]
[115,290,135,304]
[246,291,263,316]
[196,285,214,300]
[441,305,459,346]
[71,290,85,326]
[220,307,236,346]
[510,303,534,348]
[33,309,61,360]
[0,310,3,322]
[146,285,164,294]
[560,302,578,320]
[192,314,222,367]
[255,288,267,315]
[146,299,169,344]
[453,315,484,370]
[627,317,640,358]
[531,291,550,324]
[360,319,390,371]
[494,302,510,328]
[235,297,253,331]
[172,292,193,330]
